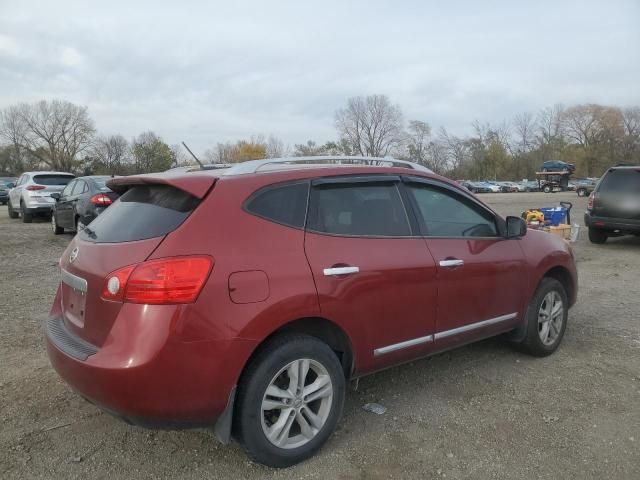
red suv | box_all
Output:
[46,157,578,467]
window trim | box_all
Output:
[306,177,416,238]
[242,179,311,230]
[401,176,506,239]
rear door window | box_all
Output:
[79,184,199,243]
[245,182,309,228]
[308,181,411,236]
[598,169,640,194]
[407,183,498,237]
[33,174,75,186]
[71,180,86,195]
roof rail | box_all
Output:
[222,156,433,176]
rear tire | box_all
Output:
[21,203,32,223]
[513,278,568,357]
[588,227,608,244]
[543,185,552,193]
[234,334,345,468]
[8,201,19,219]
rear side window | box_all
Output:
[80,184,199,243]
[308,183,411,236]
[408,183,498,237]
[598,169,640,193]
[33,174,74,186]
[245,182,309,228]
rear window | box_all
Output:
[599,170,640,194]
[33,174,74,186]
[79,184,199,243]
[245,182,309,228]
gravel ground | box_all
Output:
[1,192,639,480]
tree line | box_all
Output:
[1,97,638,178]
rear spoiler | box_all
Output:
[107,173,216,199]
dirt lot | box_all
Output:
[1,192,638,480]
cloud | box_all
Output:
[0,0,638,154]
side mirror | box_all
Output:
[506,216,527,238]
[50,192,61,201]
[7,182,15,188]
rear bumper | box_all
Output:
[45,304,257,430]
[584,212,640,233]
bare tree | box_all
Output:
[437,127,468,173]
[535,104,565,159]
[335,95,404,157]
[292,140,327,156]
[265,135,287,158]
[90,135,129,174]
[405,120,431,165]
[511,112,536,154]
[2,100,96,171]
[621,107,640,162]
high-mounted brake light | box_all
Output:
[101,256,213,304]
[91,194,113,206]
[26,185,46,191]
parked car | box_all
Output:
[574,178,598,197]
[479,181,502,193]
[541,160,575,173]
[496,181,521,193]
[8,172,75,222]
[460,181,492,194]
[45,157,578,467]
[50,176,120,234]
[585,165,640,244]
[0,180,15,205]
[520,180,540,192]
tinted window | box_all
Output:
[33,174,74,186]
[246,182,309,228]
[61,180,76,197]
[408,184,498,237]
[71,180,85,195]
[598,170,640,194]
[309,182,410,236]
[80,184,199,243]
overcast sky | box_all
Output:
[0,0,638,154]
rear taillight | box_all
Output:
[587,192,595,210]
[91,194,113,205]
[101,256,213,304]
[26,185,46,191]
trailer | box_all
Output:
[535,171,572,193]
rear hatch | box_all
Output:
[592,168,640,220]
[30,174,75,205]
[58,176,215,346]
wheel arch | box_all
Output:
[543,265,575,306]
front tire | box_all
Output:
[8,201,19,219]
[543,185,552,193]
[513,278,568,357]
[588,227,608,244]
[234,334,345,468]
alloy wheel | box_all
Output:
[261,359,333,449]
[538,291,564,346]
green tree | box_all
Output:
[131,132,175,173]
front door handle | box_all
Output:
[323,266,360,276]
[439,259,464,268]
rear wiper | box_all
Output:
[83,226,97,239]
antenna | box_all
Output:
[181,141,204,169]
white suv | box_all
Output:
[8,172,75,223]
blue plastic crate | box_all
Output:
[539,207,568,226]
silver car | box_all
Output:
[7,171,75,223]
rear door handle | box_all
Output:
[439,259,464,268]
[323,266,360,276]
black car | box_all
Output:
[585,165,640,244]
[542,160,575,173]
[0,178,16,205]
[50,176,119,234]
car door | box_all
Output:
[403,177,527,350]
[303,175,438,374]
[57,180,77,228]
[10,174,26,206]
